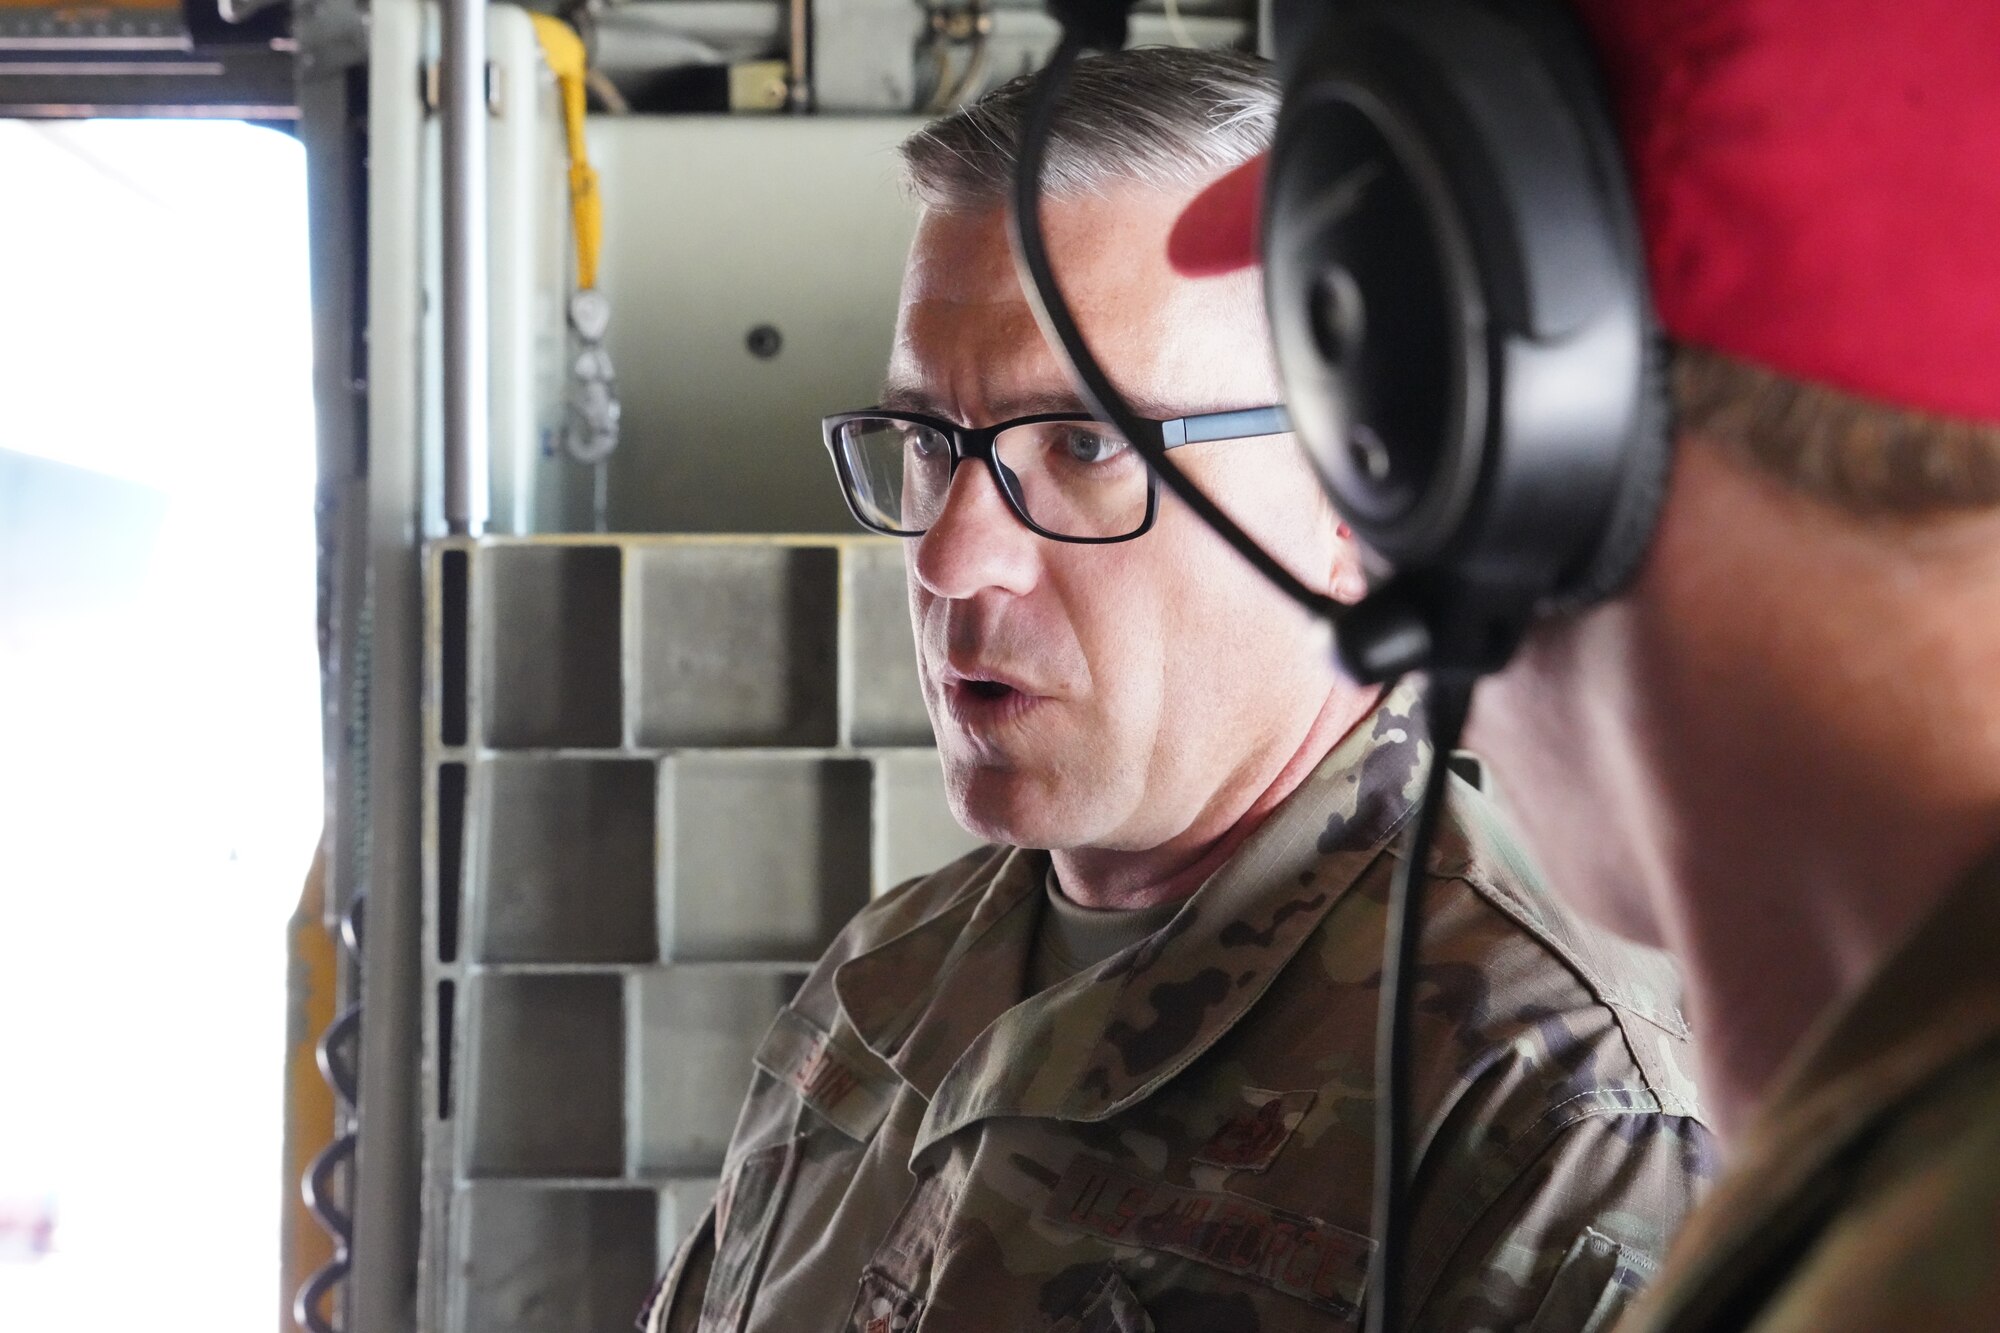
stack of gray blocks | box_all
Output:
[422,535,983,1332]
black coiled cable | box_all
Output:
[296,892,365,1333]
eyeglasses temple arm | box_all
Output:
[1161,405,1294,450]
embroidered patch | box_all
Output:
[792,1032,863,1108]
[754,1008,897,1141]
[1192,1088,1317,1172]
[1042,1154,1371,1320]
[851,1265,925,1333]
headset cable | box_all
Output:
[1006,27,1471,1333]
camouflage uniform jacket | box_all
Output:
[643,687,1715,1333]
[1618,844,2000,1333]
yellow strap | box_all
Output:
[529,13,602,291]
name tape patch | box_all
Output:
[754,1008,897,1141]
[791,1033,863,1110]
[1042,1155,1371,1320]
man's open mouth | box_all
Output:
[941,671,1044,731]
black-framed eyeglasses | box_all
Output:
[821,405,1292,543]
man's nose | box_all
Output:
[910,457,1040,600]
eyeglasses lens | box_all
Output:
[837,417,1148,539]
[836,418,950,534]
[993,421,1148,538]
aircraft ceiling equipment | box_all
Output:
[0,0,293,117]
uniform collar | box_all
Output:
[1632,841,2000,1331]
[830,844,1047,1092]
[830,683,1430,1156]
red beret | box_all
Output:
[1168,1,2000,424]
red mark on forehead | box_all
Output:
[1167,155,1267,278]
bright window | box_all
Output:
[0,118,322,1332]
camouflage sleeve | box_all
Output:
[1411,1111,1714,1333]
[1731,1048,2000,1333]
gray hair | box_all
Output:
[899,45,1279,211]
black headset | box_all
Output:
[1259,12,1671,1327]
[1265,0,1670,683]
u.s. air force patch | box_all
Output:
[1041,1154,1372,1319]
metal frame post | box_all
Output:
[442,0,489,535]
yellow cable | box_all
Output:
[530,13,602,291]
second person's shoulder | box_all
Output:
[1420,759,1705,1120]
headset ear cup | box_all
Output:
[1545,328,1674,612]
[1269,0,1668,655]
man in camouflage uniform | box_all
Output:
[642,48,1713,1333]
[1165,3,2000,1330]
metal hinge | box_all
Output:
[420,59,501,114]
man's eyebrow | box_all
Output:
[878,381,951,415]
[875,381,1182,422]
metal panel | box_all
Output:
[469,758,658,964]
[479,544,625,748]
[451,1185,659,1333]
[842,540,930,747]
[589,117,923,534]
[811,0,926,111]
[661,754,873,961]
[464,973,627,1178]
[873,751,984,894]
[657,1177,721,1265]
[628,968,800,1174]
[423,534,977,1332]
[630,543,841,748]
[0,48,296,118]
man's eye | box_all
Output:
[905,429,948,459]
[1058,427,1128,464]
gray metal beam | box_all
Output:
[441,0,489,535]
[347,1,428,1329]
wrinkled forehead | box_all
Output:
[887,191,1275,420]
[896,207,1019,309]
